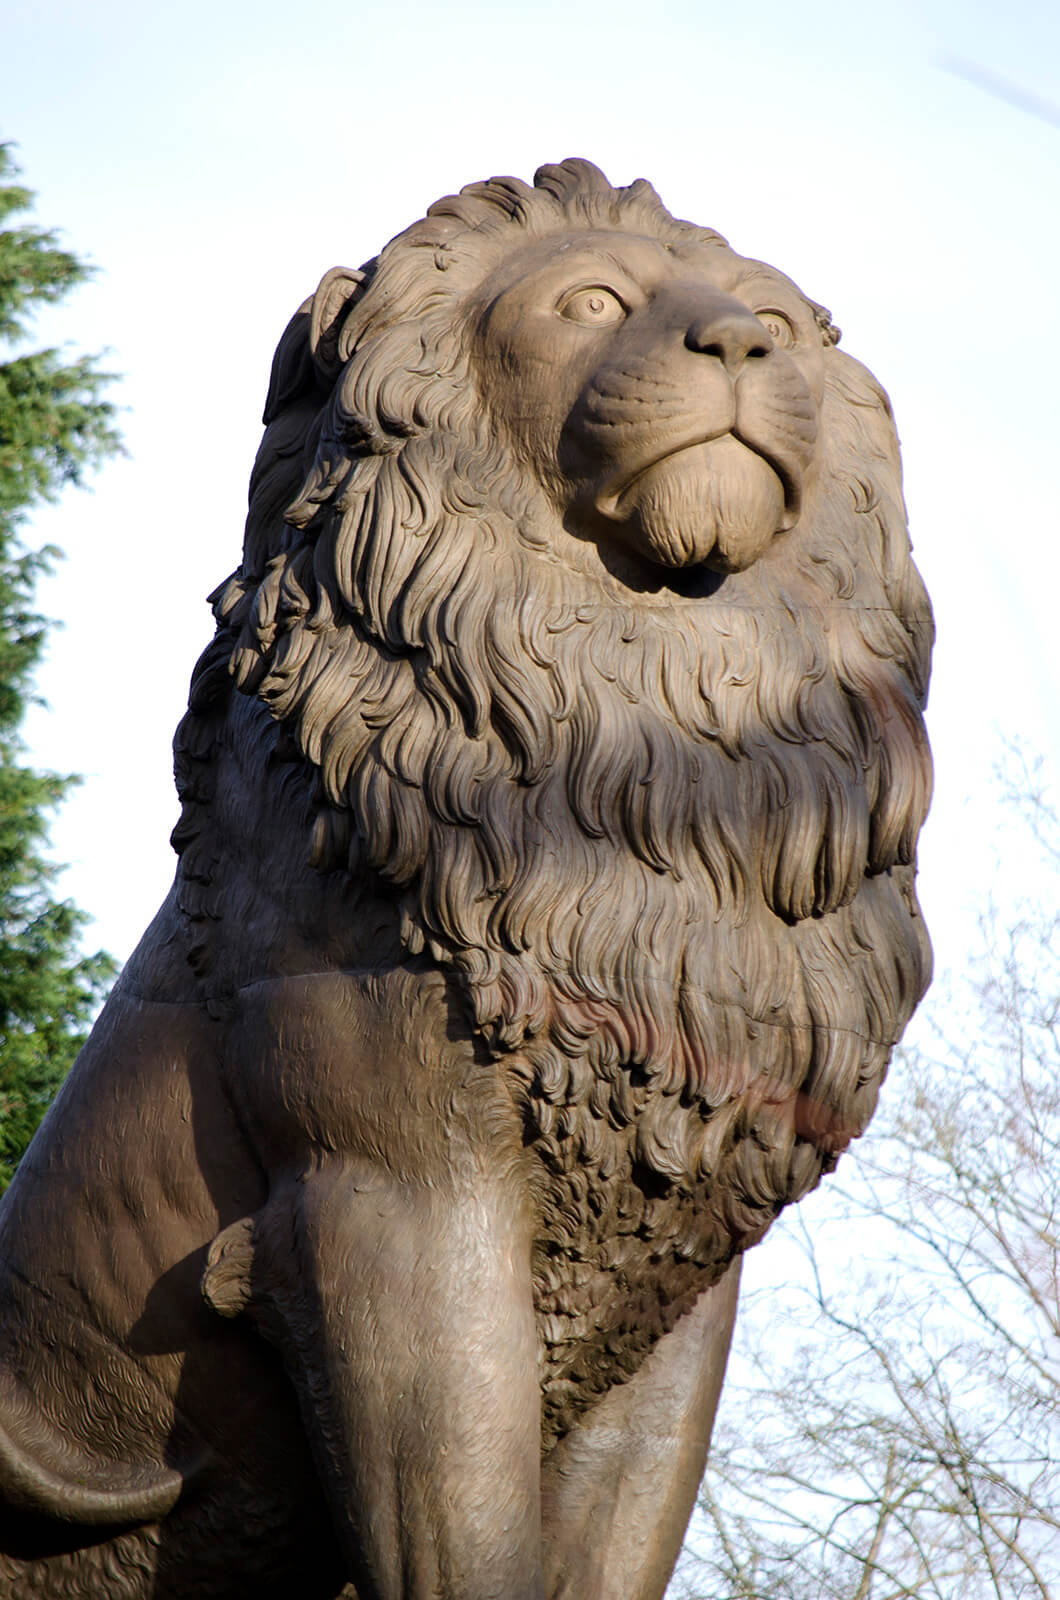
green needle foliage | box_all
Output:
[0,144,121,1189]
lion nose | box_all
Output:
[685,308,773,373]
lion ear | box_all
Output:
[261,267,367,426]
[262,300,316,426]
[309,266,367,377]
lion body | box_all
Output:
[0,161,932,1598]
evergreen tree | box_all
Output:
[0,144,121,1188]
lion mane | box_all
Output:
[174,159,932,1435]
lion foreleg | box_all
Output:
[207,1164,544,1600]
[540,1260,741,1600]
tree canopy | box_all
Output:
[0,143,121,1188]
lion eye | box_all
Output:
[756,309,795,350]
[558,286,628,327]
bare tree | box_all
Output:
[681,757,1060,1600]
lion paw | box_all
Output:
[202,1215,256,1318]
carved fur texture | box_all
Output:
[177,159,933,1438]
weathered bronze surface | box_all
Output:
[0,160,933,1598]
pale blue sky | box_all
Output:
[3,0,1058,986]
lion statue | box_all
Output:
[0,160,932,1599]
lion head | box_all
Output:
[469,214,824,576]
[190,160,933,1430]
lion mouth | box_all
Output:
[593,433,717,522]
[595,432,802,531]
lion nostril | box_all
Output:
[686,312,774,372]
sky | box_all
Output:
[3,0,1058,994]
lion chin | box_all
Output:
[601,435,789,571]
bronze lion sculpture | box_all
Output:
[0,159,932,1599]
